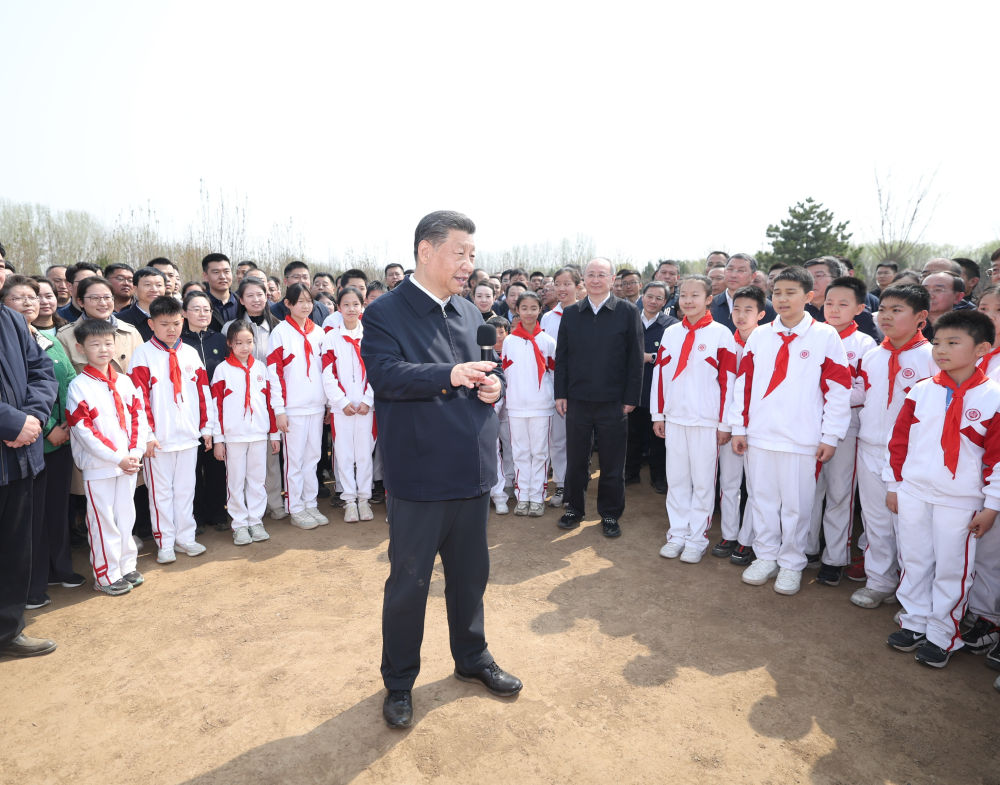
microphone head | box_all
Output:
[477,323,497,348]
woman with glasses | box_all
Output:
[55,276,143,374]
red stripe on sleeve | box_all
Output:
[888,397,918,482]
[820,357,852,395]
[737,350,755,427]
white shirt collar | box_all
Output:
[773,311,813,336]
[641,311,658,329]
[588,294,611,314]
[410,274,451,312]
[725,290,735,313]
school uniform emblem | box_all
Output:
[799,350,810,359]
[697,344,706,352]
[966,409,982,421]
[902,368,915,379]
[847,351,856,360]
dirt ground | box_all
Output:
[3,476,998,785]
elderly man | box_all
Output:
[805,256,881,341]
[710,253,776,332]
[555,258,644,538]
[921,271,967,340]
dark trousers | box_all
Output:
[625,405,664,484]
[381,493,492,690]
[0,476,32,646]
[565,399,627,519]
[193,446,228,526]
[29,447,75,598]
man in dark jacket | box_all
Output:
[362,211,521,730]
[0,302,59,658]
[554,257,644,537]
[710,253,777,332]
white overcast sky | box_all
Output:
[2,1,998,266]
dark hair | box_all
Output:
[679,274,712,298]
[0,242,6,259]
[76,276,113,301]
[384,262,404,276]
[201,253,231,272]
[103,263,134,278]
[32,277,68,327]
[707,250,729,261]
[506,282,528,302]
[516,291,542,309]
[879,284,930,313]
[236,260,257,270]
[768,261,789,273]
[530,271,545,279]
[656,259,680,272]
[413,211,476,262]
[641,281,668,298]
[180,281,205,297]
[474,281,495,295]
[149,295,184,319]
[837,256,854,271]
[267,275,281,288]
[991,248,1000,264]
[134,267,167,287]
[732,285,766,311]
[618,268,641,280]
[934,309,995,346]
[340,268,368,287]
[953,257,981,282]
[805,256,844,278]
[508,267,528,279]
[487,315,510,333]
[149,258,179,272]
[234,278,279,328]
[73,317,117,344]
[283,282,312,305]
[283,260,309,278]
[226,320,255,344]
[925,271,965,294]
[774,266,814,293]
[46,264,67,275]
[728,253,759,272]
[891,270,922,285]
[183,289,212,310]
[0,274,40,301]
[553,266,582,285]
[366,280,385,294]
[312,271,335,285]
[826,276,867,304]
[336,286,364,307]
[66,261,101,284]
[876,261,899,272]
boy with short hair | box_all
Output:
[66,319,149,595]
[128,296,215,564]
[809,276,877,585]
[715,285,766,565]
[885,309,1000,667]
[850,285,936,607]
[729,266,851,595]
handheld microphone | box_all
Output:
[477,324,498,363]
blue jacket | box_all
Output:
[710,291,777,333]
[361,278,502,502]
[0,307,58,485]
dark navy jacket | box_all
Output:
[361,278,502,502]
[0,307,58,485]
[710,291,777,333]
[182,328,229,380]
[117,303,153,341]
[640,311,679,408]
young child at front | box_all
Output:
[66,319,149,596]
[128,296,216,564]
[267,283,329,530]
[850,285,935,609]
[489,316,513,513]
[321,286,375,524]
[211,322,280,546]
[715,285,766,567]
[729,266,851,595]
[885,309,1000,668]
[808,276,876,586]
[501,291,557,517]
[651,275,737,563]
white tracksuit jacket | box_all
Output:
[266,317,327,417]
[210,356,278,443]
[501,325,557,418]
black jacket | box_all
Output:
[710,291,777,333]
[640,311,679,408]
[116,303,153,342]
[181,328,229,381]
[554,295,644,406]
[361,278,503,502]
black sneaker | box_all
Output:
[816,563,843,586]
[805,552,821,568]
[651,479,667,495]
[729,545,755,566]
[961,616,1000,653]
[25,595,51,610]
[317,484,331,499]
[97,578,132,597]
[887,628,926,652]
[601,517,621,538]
[986,639,1000,672]
[49,572,86,589]
[624,475,640,486]
[123,571,144,587]
[558,510,583,530]
[213,520,230,532]
[915,642,952,668]
[711,539,737,558]
[371,481,386,504]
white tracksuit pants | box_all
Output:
[510,416,551,504]
[856,443,899,592]
[84,474,139,586]
[491,440,508,503]
[331,410,374,503]
[265,447,284,513]
[225,440,268,529]
[719,443,753,543]
[549,410,567,486]
[746,446,816,571]
[664,422,718,552]
[896,489,978,651]
[373,438,384,482]
[969,524,1000,624]
[498,418,514,486]
[808,417,860,566]
[145,446,198,551]
[282,412,323,513]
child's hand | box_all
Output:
[203,435,213,451]
[731,436,748,455]
[118,455,140,474]
[816,444,835,463]
[356,403,370,415]
[144,439,159,459]
[343,403,357,416]
[213,443,226,461]
[46,423,71,448]
[885,492,898,514]
[270,440,281,455]
[652,421,665,439]
[276,414,289,433]
[717,430,732,446]
[969,509,997,539]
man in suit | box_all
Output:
[554,257,644,538]
[362,211,522,730]
[710,253,777,332]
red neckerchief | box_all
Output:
[83,365,127,430]
[838,322,858,339]
[673,312,713,380]
[935,368,988,478]
[882,332,927,404]
[342,333,367,387]
[978,346,1000,373]
[284,316,317,377]
[511,321,547,387]
[734,331,747,348]
[226,355,254,416]
[150,337,183,402]
[764,331,798,397]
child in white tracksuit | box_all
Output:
[321,286,375,524]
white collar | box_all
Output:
[410,275,450,312]
[588,294,611,314]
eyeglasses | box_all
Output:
[6,295,39,304]
[186,307,212,315]
[84,295,114,303]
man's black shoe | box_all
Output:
[624,474,640,486]
[371,481,386,504]
[817,563,843,586]
[651,479,667,494]
[317,484,331,499]
[455,661,523,697]
[601,517,622,538]
[382,689,413,728]
[558,510,582,529]
[49,572,86,589]
[711,538,737,558]
[0,633,57,658]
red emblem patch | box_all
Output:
[799,350,810,359]
[901,368,915,379]
[847,351,856,360]
[966,409,982,421]
[697,344,707,352]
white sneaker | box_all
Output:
[290,511,318,530]
[174,541,207,557]
[269,507,289,521]
[528,502,545,517]
[156,548,176,564]
[248,524,270,542]
[494,499,509,515]
[514,501,530,516]
[307,507,330,526]
[893,608,903,626]
[344,502,360,523]
[548,487,564,507]
[742,559,779,585]
[679,545,704,564]
[850,586,896,609]
[659,541,684,559]
[774,567,802,595]
[358,500,374,521]
[233,527,252,546]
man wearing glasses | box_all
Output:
[104,263,135,312]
